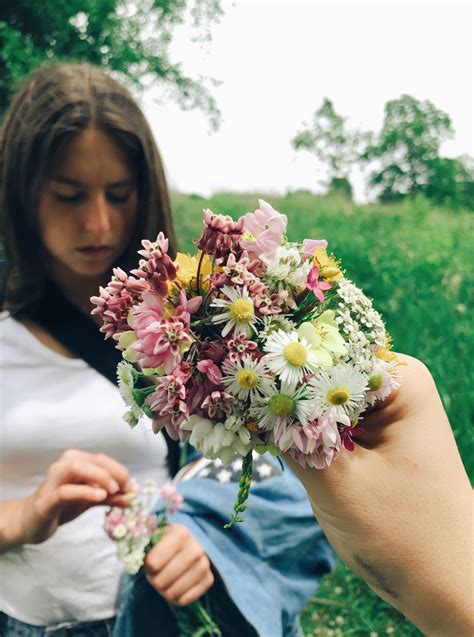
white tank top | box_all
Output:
[0,316,169,625]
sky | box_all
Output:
[142,0,473,201]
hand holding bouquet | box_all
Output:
[92,200,400,521]
[105,482,221,636]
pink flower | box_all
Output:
[131,292,165,332]
[201,390,233,419]
[212,251,261,288]
[91,268,149,341]
[225,333,259,362]
[306,266,332,302]
[338,423,364,452]
[196,209,244,259]
[302,238,328,258]
[241,200,287,263]
[185,358,225,414]
[285,417,342,469]
[131,233,177,297]
[132,316,192,372]
[175,289,202,325]
[197,359,222,385]
[159,484,184,514]
[250,281,283,316]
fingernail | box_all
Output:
[109,480,120,494]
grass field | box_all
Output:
[171,190,473,636]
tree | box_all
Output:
[291,98,369,198]
[0,0,223,127]
[424,155,474,210]
[361,94,454,203]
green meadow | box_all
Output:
[171,191,473,636]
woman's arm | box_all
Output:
[0,449,132,552]
[287,355,473,636]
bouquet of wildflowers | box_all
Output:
[92,200,400,521]
[105,481,221,636]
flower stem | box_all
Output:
[224,452,253,528]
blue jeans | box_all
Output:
[0,613,115,637]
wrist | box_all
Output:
[0,496,37,551]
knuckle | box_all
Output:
[170,524,188,542]
[62,449,80,460]
[162,587,179,603]
[173,597,188,607]
[93,453,109,464]
[47,461,60,477]
[189,543,204,562]
[147,572,165,592]
[402,354,435,387]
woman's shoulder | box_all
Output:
[0,313,83,365]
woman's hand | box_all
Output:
[0,449,133,551]
[286,354,473,637]
[144,524,214,606]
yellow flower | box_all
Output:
[374,346,405,365]
[173,251,213,292]
[313,248,343,282]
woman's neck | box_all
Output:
[48,268,107,318]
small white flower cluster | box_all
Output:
[265,246,312,303]
[335,280,387,372]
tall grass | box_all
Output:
[171,190,473,635]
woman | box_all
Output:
[0,63,335,636]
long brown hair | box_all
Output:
[0,62,177,313]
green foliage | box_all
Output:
[362,94,455,204]
[0,0,223,126]
[293,94,473,210]
[424,155,474,210]
[171,189,473,634]
[292,98,369,197]
[328,176,352,199]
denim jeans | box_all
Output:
[0,613,115,637]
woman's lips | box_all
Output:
[76,245,113,257]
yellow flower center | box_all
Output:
[236,369,258,389]
[229,298,254,323]
[283,342,308,366]
[368,373,384,391]
[268,394,296,417]
[327,386,350,405]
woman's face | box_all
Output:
[38,128,138,283]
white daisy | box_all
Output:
[309,363,369,425]
[210,286,258,337]
[250,382,314,431]
[222,356,274,401]
[262,329,321,385]
[366,359,400,406]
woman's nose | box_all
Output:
[82,193,112,233]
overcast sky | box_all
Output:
[142,0,473,201]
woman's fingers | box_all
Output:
[144,524,214,605]
[47,449,132,496]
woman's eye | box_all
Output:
[53,192,85,203]
[106,190,132,204]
